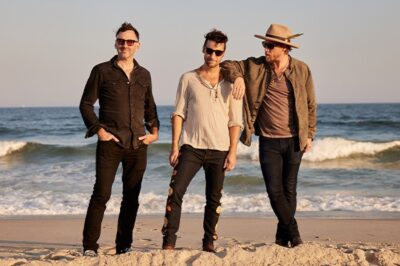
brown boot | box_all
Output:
[202,242,215,253]
[162,244,175,250]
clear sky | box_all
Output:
[1,0,399,107]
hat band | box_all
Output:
[265,34,291,43]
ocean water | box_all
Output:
[0,104,399,217]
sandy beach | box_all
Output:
[0,214,399,265]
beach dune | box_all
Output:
[0,215,399,265]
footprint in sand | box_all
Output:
[223,237,240,245]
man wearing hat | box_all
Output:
[221,23,317,247]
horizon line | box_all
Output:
[1,102,400,108]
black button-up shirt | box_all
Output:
[79,56,159,149]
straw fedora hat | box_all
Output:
[254,24,303,48]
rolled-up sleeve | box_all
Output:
[220,60,245,83]
[171,75,188,119]
[228,95,243,129]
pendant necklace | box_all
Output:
[272,60,289,86]
[197,74,219,101]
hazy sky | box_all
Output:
[1,0,399,107]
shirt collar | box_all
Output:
[110,55,140,70]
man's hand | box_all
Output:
[169,145,179,167]
[232,77,245,100]
[97,128,119,142]
[224,151,237,173]
[138,132,159,145]
[304,138,313,153]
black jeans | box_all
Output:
[82,141,147,252]
[162,145,228,245]
[259,136,303,238]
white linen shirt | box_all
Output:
[172,70,243,151]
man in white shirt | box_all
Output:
[161,29,242,253]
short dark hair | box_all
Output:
[202,29,228,51]
[116,22,140,40]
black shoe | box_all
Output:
[116,247,132,254]
[290,236,303,247]
[275,222,289,247]
[286,218,303,248]
[275,238,289,247]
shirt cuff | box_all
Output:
[171,111,185,120]
[145,118,160,131]
[228,121,244,130]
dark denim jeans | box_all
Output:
[259,136,303,238]
[162,145,228,246]
[82,141,147,252]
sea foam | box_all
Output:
[0,141,27,157]
[236,137,400,162]
[1,192,399,216]
[304,137,400,162]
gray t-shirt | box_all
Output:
[256,73,297,138]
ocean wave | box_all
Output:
[0,140,96,159]
[236,137,400,162]
[304,138,400,162]
[0,141,27,157]
[1,192,399,216]
[318,120,400,128]
[2,138,399,163]
[0,141,169,161]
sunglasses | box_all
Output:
[116,38,138,46]
[262,41,279,50]
[205,47,224,57]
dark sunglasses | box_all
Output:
[205,47,224,56]
[116,38,138,46]
[262,41,279,50]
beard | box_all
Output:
[206,59,219,68]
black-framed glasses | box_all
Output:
[262,41,278,50]
[205,47,224,57]
[116,38,138,46]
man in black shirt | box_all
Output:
[79,22,159,256]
